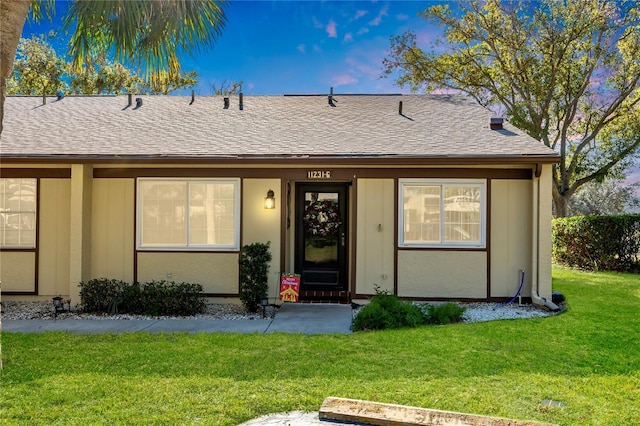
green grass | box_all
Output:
[2,267,639,425]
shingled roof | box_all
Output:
[0,94,559,163]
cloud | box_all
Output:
[368,5,388,26]
[326,19,337,38]
[396,13,409,21]
[357,27,369,35]
[297,44,306,53]
[313,44,322,53]
[312,16,323,29]
[343,33,353,42]
[355,10,368,19]
[331,74,357,86]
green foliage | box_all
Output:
[79,278,205,316]
[238,242,272,312]
[421,302,466,325]
[568,179,640,216]
[384,0,640,217]
[553,214,640,272]
[6,34,69,95]
[352,288,426,331]
[4,269,640,424]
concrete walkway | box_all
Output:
[2,303,354,335]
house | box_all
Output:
[0,94,560,308]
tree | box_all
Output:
[6,33,68,95]
[0,0,227,134]
[384,0,640,217]
[210,79,244,95]
[568,179,640,216]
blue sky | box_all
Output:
[22,0,442,95]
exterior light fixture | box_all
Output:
[261,296,269,318]
[52,295,70,319]
[264,189,275,209]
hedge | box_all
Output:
[552,214,640,272]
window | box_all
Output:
[0,178,37,248]
[399,179,485,248]
[137,178,240,250]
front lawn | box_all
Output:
[2,267,639,425]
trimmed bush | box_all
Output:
[352,289,426,331]
[79,279,205,316]
[553,214,640,272]
[239,241,272,312]
[421,302,466,325]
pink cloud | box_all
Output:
[326,19,337,38]
[357,27,369,35]
[396,13,409,21]
[343,33,353,42]
[368,5,388,26]
[355,10,368,19]
[332,74,357,86]
[297,44,306,53]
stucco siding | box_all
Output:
[355,179,395,295]
[397,251,487,298]
[38,179,71,295]
[91,179,135,281]
[0,252,36,292]
[538,165,554,299]
[490,180,533,297]
[242,179,281,297]
[137,252,239,294]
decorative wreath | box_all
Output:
[303,200,342,237]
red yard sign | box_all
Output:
[279,273,301,302]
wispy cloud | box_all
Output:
[297,44,306,54]
[312,16,323,29]
[357,27,369,35]
[355,10,368,19]
[313,44,322,53]
[326,19,337,38]
[396,13,409,21]
[343,33,353,42]
[332,73,357,86]
[368,5,388,26]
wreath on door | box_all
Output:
[303,200,342,237]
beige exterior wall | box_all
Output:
[0,252,36,292]
[38,179,71,296]
[397,251,487,298]
[68,165,93,303]
[242,179,282,299]
[490,180,533,298]
[137,252,239,294]
[355,179,395,295]
[538,165,554,299]
[91,179,135,281]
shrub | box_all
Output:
[352,288,426,331]
[421,302,466,325]
[553,214,640,272]
[79,279,205,316]
[239,241,272,312]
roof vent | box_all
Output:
[239,92,244,110]
[328,95,337,107]
[128,93,132,106]
[490,117,504,130]
[135,97,143,108]
[223,97,230,109]
[190,89,195,105]
[56,92,64,101]
[398,101,403,115]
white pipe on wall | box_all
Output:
[531,172,560,311]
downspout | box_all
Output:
[531,167,561,311]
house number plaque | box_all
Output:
[307,170,332,179]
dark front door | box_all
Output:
[295,183,348,291]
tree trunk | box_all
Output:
[0,0,31,136]
[553,190,570,218]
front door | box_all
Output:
[295,183,348,291]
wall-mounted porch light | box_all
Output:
[264,189,276,209]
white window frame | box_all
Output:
[0,178,37,249]
[398,178,486,248]
[136,178,240,251]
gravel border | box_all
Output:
[1,300,555,323]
